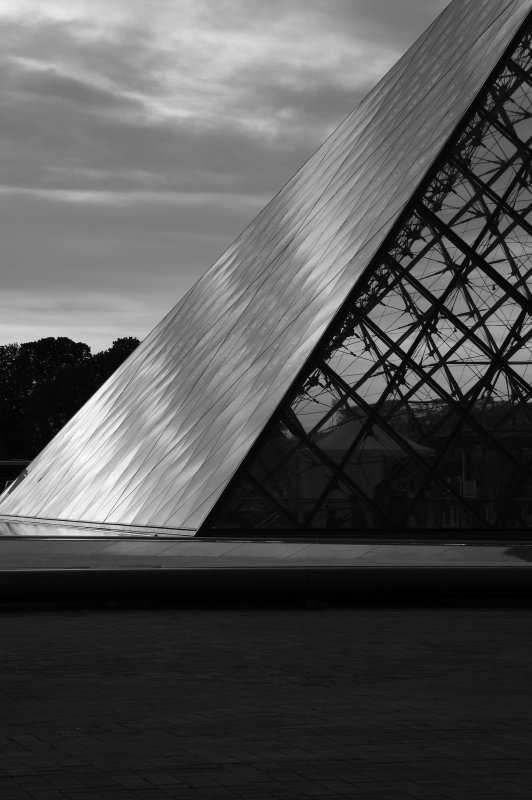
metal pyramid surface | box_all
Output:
[1,0,531,533]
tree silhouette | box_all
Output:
[0,336,140,458]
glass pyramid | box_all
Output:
[1,0,531,534]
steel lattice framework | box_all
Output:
[206,20,532,531]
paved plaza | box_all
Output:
[0,603,531,799]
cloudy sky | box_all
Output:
[0,0,449,352]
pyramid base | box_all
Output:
[0,518,531,605]
[1,514,532,542]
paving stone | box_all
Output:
[0,607,530,798]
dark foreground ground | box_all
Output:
[0,604,531,799]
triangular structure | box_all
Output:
[1,0,532,533]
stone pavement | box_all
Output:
[0,605,531,799]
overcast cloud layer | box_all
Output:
[0,0,449,350]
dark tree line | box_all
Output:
[0,336,139,459]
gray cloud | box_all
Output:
[331,0,449,45]
[11,64,141,112]
[0,51,334,200]
[0,1,451,200]
[0,190,260,290]
[0,0,450,349]
[0,99,312,197]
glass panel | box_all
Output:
[206,21,532,533]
